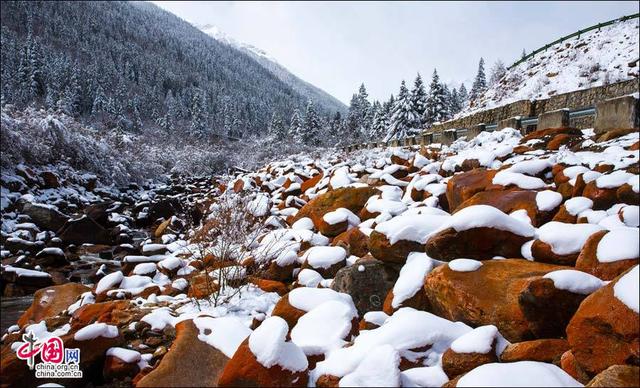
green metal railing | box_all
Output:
[508,13,639,70]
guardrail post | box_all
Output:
[422,132,433,145]
[594,95,639,136]
[497,117,522,131]
[468,124,486,139]
[537,108,570,130]
[441,129,457,145]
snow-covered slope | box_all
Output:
[199,24,347,115]
[461,17,639,117]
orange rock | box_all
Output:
[382,288,430,315]
[249,277,288,296]
[187,272,220,299]
[218,338,308,387]
[582,181,618,210]
[561,350,590,384]
[552,204,578,223]
[300,172,324,193]
[575,230,638,280]
[548,133,580,150]
[442,346,498,379]
[137,320,229,387]
[446,168,497,212]
[424,259,585,342]
[500,338,569,364]
[368,230,423,264]
[617,184,640,206]
[18,283,90,327]
[293,187,379,237]
[566,267,640,377]
[70,300,132,331]
[425,227,531,261]
[332,227,369,258]
[271,294,306,329]
[530,239,580,266]
[103,354,140,382]
[316,374,341,387]
[586,365,640,387]
[455,190,557,227]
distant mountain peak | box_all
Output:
[196,23,278,63]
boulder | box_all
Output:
[332,228,369,258]
[424,259,586,342]
[446,168,497,212]
[292,187,379,236]
[455,190,557,227]
[575,230,639,280]
[500,339,569,364]
[18,283,90,327]
[368,230,423,264]
[22,202,69,232]
[331,256,400,316]
[70,300,133,331]
[425,227,530,261]
[58,215,112,245]
[586,365,640,387]
[137,320,230,387]
[442,347,498,379]
[218,318,308,387]
[566,266,639,377]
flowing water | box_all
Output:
[1,296,34,333]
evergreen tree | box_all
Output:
[449,87,462,116]
[346,83,372,140]
[91,84,107,114]
[410,73,428,126]
[303,100,321,145]
[424,69,447,126]
[371,101,387,139]
[442,84,452,121]
[289,109,304,143]
[388,80,418,140]
[489,59,506,86]
[458,84,469,107]
[470,57,487,102]
[189,90,207,139]
[521,48,527,59]
[268,112,286,140]
[61,67,82,116]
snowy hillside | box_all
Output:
[461,17,639,116]
[199,24,347,115]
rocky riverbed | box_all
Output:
[1,126,638,387]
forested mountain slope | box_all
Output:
[0,1,341,138]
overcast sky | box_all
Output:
[152,1,639,104]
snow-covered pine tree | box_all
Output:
[189,90,207,139]
[470,58,487,103]
[442,84,452,121]
[387,80,418,140]
[346,83,372,141]
[268,112,286,140]
[458,84,469,108]
[424,69,447,127]
[289,109,304,144]
[91,85,107,115]
[370,101,386,139]
[302,100,321,145]
[489,59,506,86]
[61,67,82,117]
[449,87,462,116]
[411,73,427,127]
